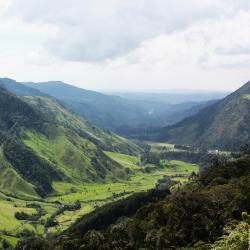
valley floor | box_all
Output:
[0,151,198,247]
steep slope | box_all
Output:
[0,84,140,198]
[159,81,250,150]
[23,96,140,155]
[0,83,61,197]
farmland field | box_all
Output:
[0,151,198,242]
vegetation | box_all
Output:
[0,85,142,199]
[0,149,197,246]
[4,138,62,196]
[2,79,250,249]
[16,150,250,250]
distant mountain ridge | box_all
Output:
[21,80,178,130]
[109,91,228,104]
[158,81,250,150]
[20,79,222,132]
[0,78,225,139]
[0,78,46,97]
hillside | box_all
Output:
[0,83,140,198]
[158,81,250,150]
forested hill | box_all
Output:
[0,83,140,198]
[158,81,250,150]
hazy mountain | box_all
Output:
[108,91,228,104]
[0,78,46,97]
[1,78,225,138]
[158,81,250,150]
[19,80,222,132]
[21,81,175,130]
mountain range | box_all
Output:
[2,77,250,152]
[1,77,250,249]
[0,78,220,135]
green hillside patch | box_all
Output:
[23,130,129,185]
[23,96,141,156]
[0,197,36,232]
[104,151,141,170]
[0,192,59,239]
[24,130,96,183]
[168,160,198,173]
[0,235,19,247]
[0,148,38,199]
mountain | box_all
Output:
[161,99,219,125]
[0,78,46,97]
[0,78,224,141]
[158,81,250,150]
[21,81,167,131]
[0,82,140,199]
[18,80,220,133]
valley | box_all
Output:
[0,149,198,246]
[0,78,249,249]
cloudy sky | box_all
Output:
[0,0,250,91]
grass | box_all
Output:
[0,147,39,200]
[24,130,97,183]
[0,150,198,243]
[24,96,141,156]
[146,141,175,149]
[1,235,20,246]
[104,151,141,170]
[0,197,36,232]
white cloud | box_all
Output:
[0,0,250,91]
[8,0,250,62]
[122,10,250,69]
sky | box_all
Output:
[0,0,250,91]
